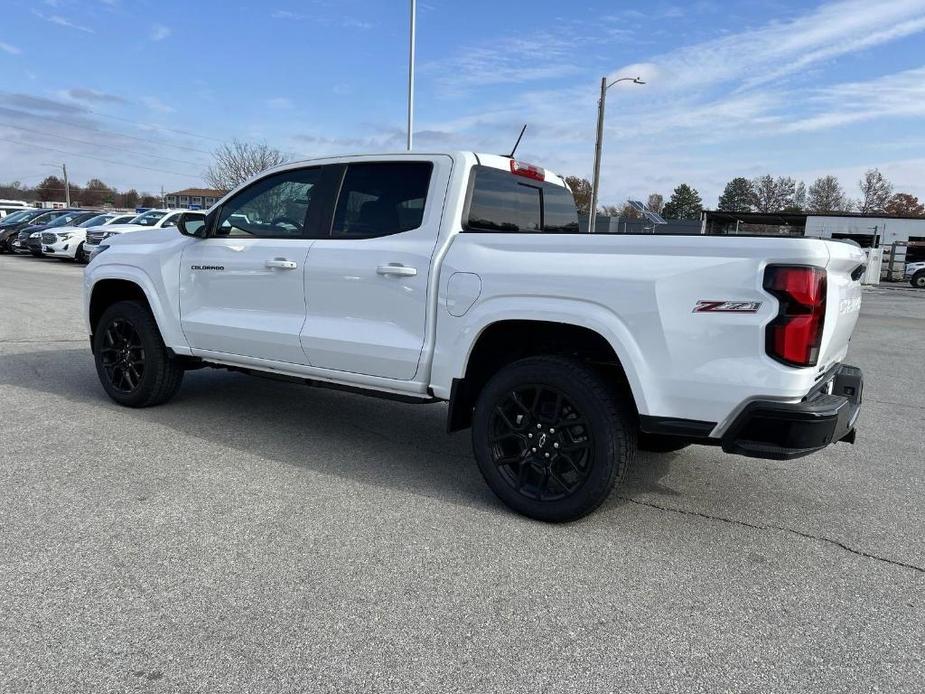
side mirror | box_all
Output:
[177,212,207,238]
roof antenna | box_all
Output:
[505,124,527,158]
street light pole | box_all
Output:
[407,0,416,151]
[588,75,644,233]
[62,162,71,207]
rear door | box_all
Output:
[301,156,451,380]
[180,166,336,364]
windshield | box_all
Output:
[29,211,64,225]
[129,210,167,226]
[79,214,114,228]
[0,210,34,225]
[46,214,81,228]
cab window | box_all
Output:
[216,168,322,238]
[331,162,432,239]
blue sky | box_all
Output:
[1,0,923,207]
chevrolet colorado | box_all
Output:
[84,152,866,521]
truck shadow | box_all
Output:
[0,348,681,517]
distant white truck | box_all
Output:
[83,152,867,521]
[905,261,925,288]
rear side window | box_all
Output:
[465,165,579,233]
[332,162,432,239]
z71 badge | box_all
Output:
[693,300,762,313]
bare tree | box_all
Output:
[857,168,892,213]
[750,175,796,213]
[646,193,664,215]
[205,139,288,190]
[807,175,853,213]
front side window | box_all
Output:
[331,162,432,239]
[131,210,167,226]
[216,168,321,238]
[465,165,579,233]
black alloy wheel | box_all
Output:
[489,385,594,502]
[93,300,184,407]
[472,356,634,522]
[99,318,146,393]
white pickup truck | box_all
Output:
[84,152,866,521]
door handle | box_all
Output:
[376,264,417,277]
[266,258,298,270]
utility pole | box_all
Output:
[61,163,71,207]
[588,75,644,233]
[407,0,416,151]
[160,185,165,208]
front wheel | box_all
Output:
[75,242,87,263]
[93,300,184,408]
[910,271,925,289]
[472,356,635,522]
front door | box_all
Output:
[301,157,451,380]
[180,166,329,364]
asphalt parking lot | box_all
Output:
[0,255,922,693]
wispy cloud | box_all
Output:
[32,10,95,34]
[782,66,925,133]
[141,96,175,114]
[426,30,583,95]
[0,42,21,55]
[271,10,306,20]
[266,97,293,110]
[150,24,172,41]
[59,87,129,105]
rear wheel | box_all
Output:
[472,356,635,522]
[75,242,86,263]
[93,300,184,408]
[911,271,925,289]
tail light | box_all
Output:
[764,266,827,367]
[510,159,545,181]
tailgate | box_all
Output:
[818,241,866,370]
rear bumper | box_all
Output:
[721,364,863,460]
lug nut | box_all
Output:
[553,442,559,449]
[537,424,542,429]
[528,433,533,438]
[544,453,550,458]
[531,447,537,452]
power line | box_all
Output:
[83,106,227,144]
[0,107,217,156]
[0,137,202,179]
[0,121,207,168]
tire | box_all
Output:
[472,356,635,522]
[638,432,690,453]
[30,250,42,258]
[911,271,925,289]
[75,242,86,263]
[93,300,184,408]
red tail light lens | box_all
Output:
[510,159,545,181]
[764,266,827,367]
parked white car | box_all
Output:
[84,209,199,261]
[41,213,138,262]
[84,151,867,521]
